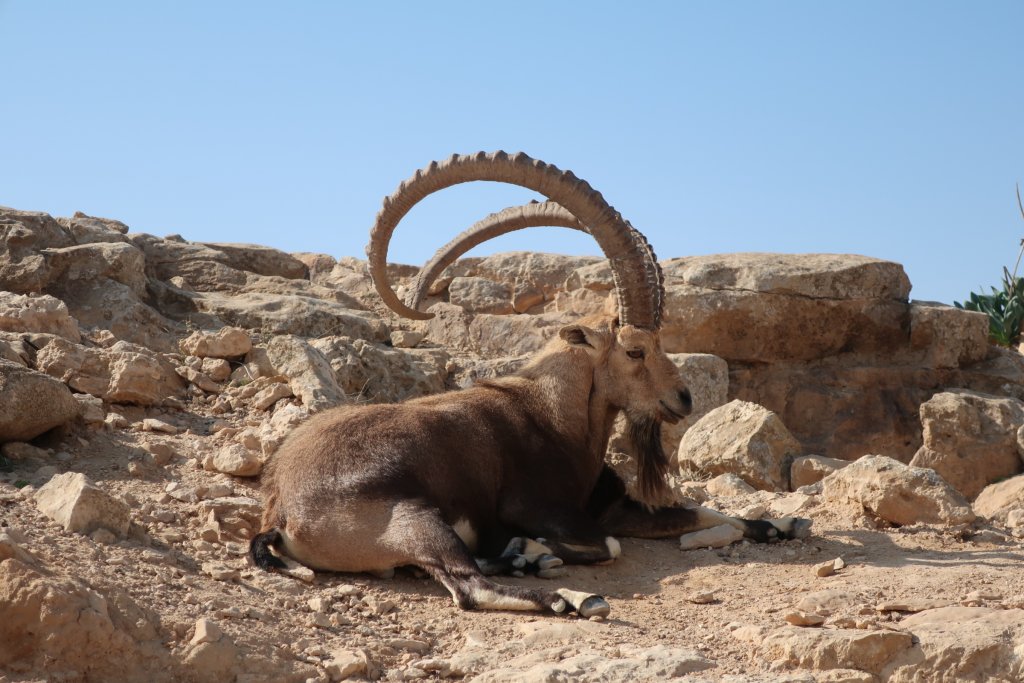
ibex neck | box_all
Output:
[516,349,618,466]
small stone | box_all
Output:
[308,596,331,613]
[143,442,176,466]
[310,612,332,628]
[784,610,826,627]
[815,560,836,577]
[687,591,717,604]
[387,638,429,654]
[366,597,397,615]
[390,330,425,348]
[90,528,117,545]
[141,418,178,434]
[35,472,130,538]
[833,557,846,571]
[190,618,223,646]
[325,649,368,681]
[104,412,128,429]
[202,561,241,582]
[252,383,294,411]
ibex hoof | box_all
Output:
[579,595,610,618]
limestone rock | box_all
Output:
[313,336,448,404]
[821,454,975,526]
[35,472,130,537]
[909,390,1024,499]
[190,291,388,340]
[325,649,370,681]
[251,382,294,411]
[705,473,757,497]
[677,400,801,491]
[448,276,513,314]
[43,241,148,296]
[884,607,1024,682]
[195,242,309,279]
[790,455,850,490]
[0,559,168,680]
[56,276,180,352]
[758,625,914,675]
[0,359,80,442]
[660,253,911,362]
[973,474,1024,524]
[190,618,223,646]
[180,327,252,359]
[58,210,130,243]
[425,303,571,357]
[0,291,80,342]
[909,301,990,368]
[36,338,186,405]
[204,443,262,477]
[0,531,36,564]
[266,335,345,411]
[390,329,424,348]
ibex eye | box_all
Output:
[627,349,645,360]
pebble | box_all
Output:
[687,591,717,604]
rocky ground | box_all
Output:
[3,206,1024,682]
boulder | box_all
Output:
[883,607,1024,682]
[266,335,346,411]
[57,211,130,244]
[909,390,1024,499]
[180,327,252,359]
[312,337,447,404]
[0,559,169,680]
[0,292,81,342]
[659,253,912,362]
[43,241,148,296]
[448,276,513,314]
[821,454,975,526]
[195,242,309,279]
[190,291,388,341]
[909,302,990,368]
[677,400,801,491]
[425,303,572,357]
[36,338,186,405]
[790,455,850,490]
[973,474,1024,524]
[659,352,729,456]
[0,359,80,442]
[758,626,913,676]
[55,277,180,353]
[34,472,131,537]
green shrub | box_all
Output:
[955,185,1024,347]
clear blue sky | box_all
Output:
[3,2,1022,305]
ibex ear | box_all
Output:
[559,324,596,348]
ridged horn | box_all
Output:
[366,151,664,329]
[405,200,585,311]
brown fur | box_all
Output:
[252,313,811,616]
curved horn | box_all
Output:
[366,151,664,329]
[405,201,585,311]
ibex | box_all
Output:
[250,152,811,618]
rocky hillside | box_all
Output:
[3,205,1024,682]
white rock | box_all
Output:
[34,472,130,537]
[190,618,223,646]
[205,443,261,477]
